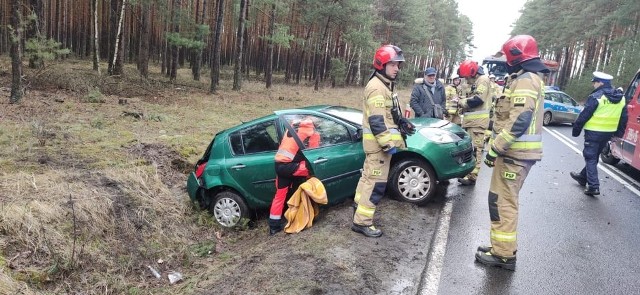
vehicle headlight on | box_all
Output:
[418,128,461,144]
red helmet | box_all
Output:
[501,35,540,66]
[373,45,405,70]
[457,60,479,78]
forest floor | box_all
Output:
[0,58,446,295]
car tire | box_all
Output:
[388,158,436,206]
[600,143,620,165]
[209,191,249,228]
[543,111,552,126]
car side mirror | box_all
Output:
[354,128,363,141]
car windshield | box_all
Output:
[321,106,363,126]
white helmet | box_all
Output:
[450,74,460,80]
[489,74,496,79]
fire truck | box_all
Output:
[482,55,560,86]
[600,68,640,169]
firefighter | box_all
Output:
[475,35,548,270]
[570,72,627,196]
[455,60,493,185]
[268,118,320,235]
[484,74,502,145]
[445,74,463,125]
[351,44,415,238]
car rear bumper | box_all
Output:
[186,172,201,202]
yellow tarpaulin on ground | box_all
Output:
[284,177,328,234]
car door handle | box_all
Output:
[313,158,328,164]
[231,164,246,169]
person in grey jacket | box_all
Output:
[410,67,447,118]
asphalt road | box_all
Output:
[420,124,640,295]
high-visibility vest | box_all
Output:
[584,95,625,132]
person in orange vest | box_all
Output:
[268,118,320,235]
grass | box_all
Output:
[0,56,416,294]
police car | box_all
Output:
[542,87,583,126]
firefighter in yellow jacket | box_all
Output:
[456,60,493,185]
[351,44,415,238]
[445,74,463,125]
[475,35,548,270]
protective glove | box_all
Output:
[484,148,498,168]
[386,147,398,155]
[398,118,416,136]
[572,127,581,137]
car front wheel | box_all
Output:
[388,158,436,206]
[209,191,249,228]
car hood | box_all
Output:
[410,117,450,129]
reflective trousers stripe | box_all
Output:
[490,229,517,242]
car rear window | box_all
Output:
[230,120,279,155]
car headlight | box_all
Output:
[418,128,461,144]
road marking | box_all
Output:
[543,126,640,196]
[418,200,452,295]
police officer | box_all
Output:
[475,35,548,270]
[456,60,492,185]
[269,118,320,235]
[445,74,463,125]
[570,72,627,196]
[351,45,414,238]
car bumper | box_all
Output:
[430,141,475,180]
[186,172,201,202]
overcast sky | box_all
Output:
[456,0,528,62]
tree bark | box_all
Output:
[92,0,101,74]
[138,0,150,78]
[232,0,247,91]
[265,3,275,88]
[314,16,331,91]
[209,0,224,94]
[110,0,126,75]
[10,0,23,103]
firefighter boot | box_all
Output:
[351,223,383,238]
[570,172,587,186]
[477,245,492,252]
[475,251,516,271]
[584,186,600,196]
[268,218,284,235]
[458,176,476,186]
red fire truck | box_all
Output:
[482,55,560,86]
[600,68,640,168]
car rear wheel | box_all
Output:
[388,158,436,205]
[600,142,620,165]
[543,112,552,126]
[209,191,249,228]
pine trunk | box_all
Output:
[209,0,224,93]
[10,0,23,103]
[232,0,247,91]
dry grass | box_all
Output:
[0,57,414,294]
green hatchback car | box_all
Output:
[187,105,474,227]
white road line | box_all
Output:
[543,126,640,196]
[419,128,640,295]
[418,200,452,295]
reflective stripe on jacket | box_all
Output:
[584,95,625,132]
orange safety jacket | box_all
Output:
[275,119,320,163]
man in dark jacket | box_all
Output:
[410,67,446,119]
[570,71,628,196]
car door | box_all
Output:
[225,118,279,206]
[560,92,581,123]
[277,111,365,204]
[549,92,569,122]
[621,71,640,166]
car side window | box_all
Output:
[560,94,573,105]
[313,117,351,146]
[281,114,351,148]
[544,94,552,101]
[550,93,562,103]
[229,120,278,155]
